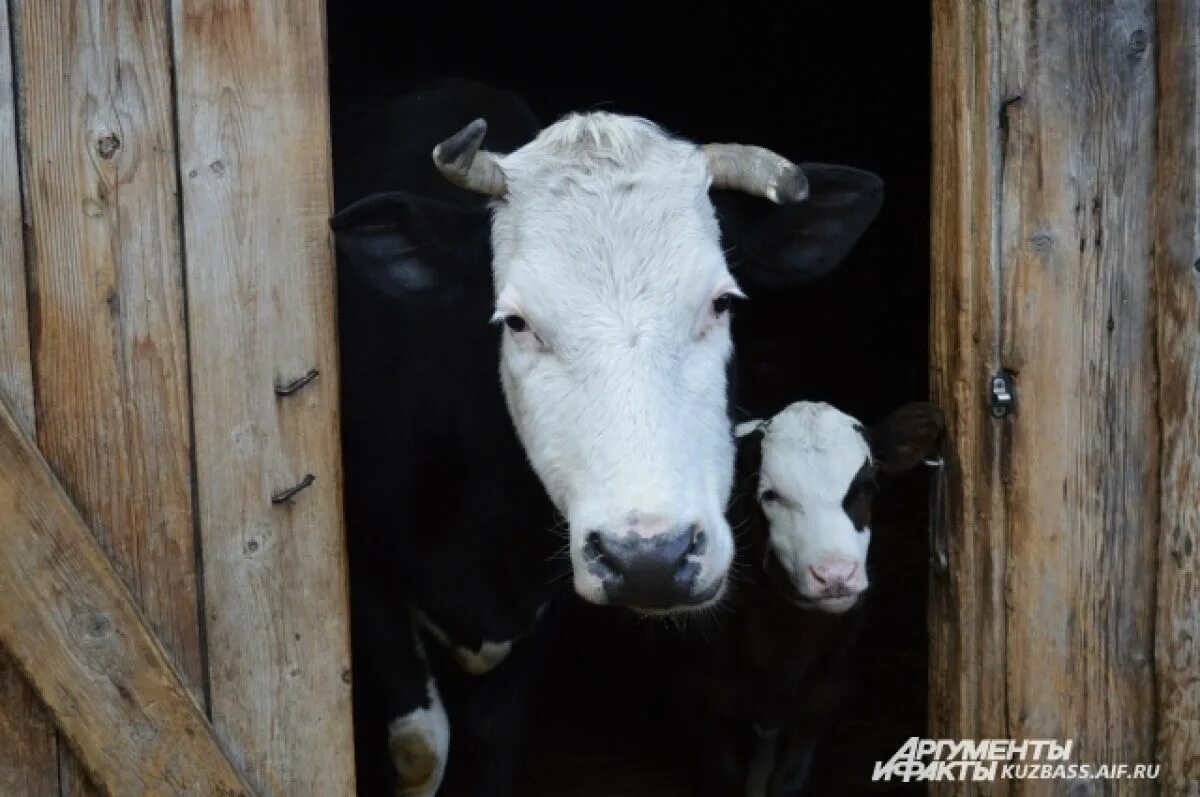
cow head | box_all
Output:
[736,401,943,613]
[333,107,885,615]
[428,113,831,613]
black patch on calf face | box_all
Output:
[841,459,876,531]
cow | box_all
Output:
[668,400,943,796]
[332,80,559,797]
[333,79,885,795]
[425,110,887,614]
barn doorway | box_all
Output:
[327,2,932,794]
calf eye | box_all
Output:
[712,293,736,315]
[760,489,779,504]
[503,314,527,332]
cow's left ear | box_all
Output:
[715,163,884,287]
[867,402,944,474]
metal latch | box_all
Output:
[989,370,1016,418]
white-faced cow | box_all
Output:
[428,112,879,613]
[334,79,885,797]
[673,400,943,797]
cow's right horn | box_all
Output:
[432,118,508,197]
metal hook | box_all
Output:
[272,473,315,505]
[275,368,319,397]
[925,452,949,574]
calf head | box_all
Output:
[736,401,943,613]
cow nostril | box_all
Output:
[809,566,827,585]
[584,531,620,582]
[673,525,703,585]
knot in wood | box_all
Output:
[96,133,121,159]
[1128,29,1149,59]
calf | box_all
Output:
[679,400,943,796]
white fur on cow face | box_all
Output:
[488,114,737,608]
[752,402,872,613]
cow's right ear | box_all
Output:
[330,191,491,298]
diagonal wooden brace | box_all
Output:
[0,399,255,797]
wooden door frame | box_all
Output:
[928,2,1198,795]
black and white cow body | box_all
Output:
[333,78,887,796]
[675,401,943,797]
[333,80,562,797]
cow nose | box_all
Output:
[809,561,859,592]
[584,524,706,609]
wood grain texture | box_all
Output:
[0,649,59,797]
[0,651,59,797]
[931,2,1180,794]
[0,400,253,797]
[928,4,1011,793]
[998,4,1159,792]
[11,0,203,691]
[11,2,204,793]
[0,0,60,794]
[1152,1,1200,793]
[0,0,31,436]
[171,3,356,794]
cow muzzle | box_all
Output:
[577,516,725,612]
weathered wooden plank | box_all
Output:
[0,651,59,797]
[171,3,356,794]
[932,2,1168,794]
[0,399,252,797]
[928,4,1010,795]
[0,0,60,793]
[11,0,204,690]
[0,0,31,436]
[1153,1,1200,793]
[10,2,206,793]
[998,3,1159,791]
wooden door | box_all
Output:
[0,2,355,794]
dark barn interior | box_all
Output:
[327,2,932,794]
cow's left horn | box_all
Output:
[432,118,508,197]
[701,144,808,204]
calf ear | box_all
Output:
[330,191,491,298]
[867,402,945,474]
[717,163,884,287]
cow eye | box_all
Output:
[503,314,527,333]
[760,489,779,504]
[712,293,736,315]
